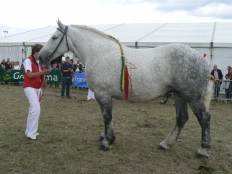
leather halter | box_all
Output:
[47,25,69,60]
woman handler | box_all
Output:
[23,44,50,140]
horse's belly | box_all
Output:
[129,89,165,101]
[111,85,164,101]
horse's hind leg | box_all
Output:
[188,100,211,158]
[160,92,169,104]
[159,91,189,149]
[95,95,115,151]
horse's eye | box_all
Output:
[52,36,58,40]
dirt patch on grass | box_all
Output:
[0,85,232,173]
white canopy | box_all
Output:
[0,22,232,75]
[1,22,232,47]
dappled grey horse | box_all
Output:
[39,19,214,158]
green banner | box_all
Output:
[46,70,61,84]
[0,70,61,84]
[0,70,3,82]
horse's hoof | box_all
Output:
[99,136,104,142]
[109,136,116,145]
[196,153,209,159]
[158,145,167,150]
[99,145,109,151]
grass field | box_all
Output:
[0,85,232,174]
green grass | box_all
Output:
[0,85,232,173]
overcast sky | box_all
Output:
[0,0,232,38]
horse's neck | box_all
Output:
[69,27,119,65]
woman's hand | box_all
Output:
[27,69,50,78]
[43,69,51,75]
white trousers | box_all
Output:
[24,87,41,137]
[87,89,95,100]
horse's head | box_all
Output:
[39,19,70,66]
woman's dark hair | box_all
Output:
[227,66,232,73]
[32,44,43,55]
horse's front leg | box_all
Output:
[96,95,115,151]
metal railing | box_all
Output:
[213,79,232,104]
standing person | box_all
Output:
[12,61,16,68]
[1,59,6,67]
[4,61,12,84]
[73,59,83,89]
[5,61,12,69]
[13,61,21,85]
[51,62,58,71]
[13,61,20,70]
[21,59,25,70]
[59,59,65,87]
[0,63,3,84]
[23,44,50,140]
[52,62,59,88]
[225,67,232,99]
[211,64,223,98]
[60,56,73,98]
[70,59,74,67]
[69,59,74,88]
[74,59,83,73]
[19,60,25,86]
[0,60,5,84]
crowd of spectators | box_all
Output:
[45,58,85,88]
[1,57,230,100]
[210,64,232,100]
[224,66,232,99]
[0,58,25,85]
[0,58,24,70]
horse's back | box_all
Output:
[124,44,210,101]
[159,44,210,99]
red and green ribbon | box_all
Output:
[120,56,130,100]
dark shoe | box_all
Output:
[67,96,71,98]
[61,96,64,99]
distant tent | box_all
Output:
[0,22,232,75]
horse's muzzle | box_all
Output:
[39,56,49,66]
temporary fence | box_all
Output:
[1,69,231,103]
[213,79,232,104]
[0,69,88,88]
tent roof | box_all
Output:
[138,23,215,47]
[0,22,232,48]
[213,22,232,47]
[103,23,165,47]
[0,26,56,46]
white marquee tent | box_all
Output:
[0,22,232,75]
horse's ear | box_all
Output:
[57,18,66,32]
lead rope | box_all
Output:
[107,35,131,100]
[39,64,46,102]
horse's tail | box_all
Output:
[203,80,214,111]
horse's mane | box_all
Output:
[70,25,121,44]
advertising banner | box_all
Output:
[73,72,88,88]
[0,70,61,84]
